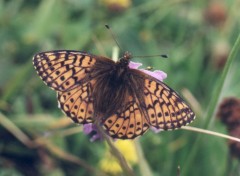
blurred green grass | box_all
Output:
[0,0,240,175]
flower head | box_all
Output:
[217,97,240,130]
[217,97,240,159]
[100,0,131,12]
[83,123,103,142]
[229,127,240,159]
[129,61,167,81]
[99,140,137,174]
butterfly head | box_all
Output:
[118,51,132,67]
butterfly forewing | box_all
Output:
[143,78,195,130]
[33,50,96,91]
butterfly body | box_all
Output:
[82,51,131,118]
[33,50,195,139]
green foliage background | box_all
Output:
[0,0,240,175]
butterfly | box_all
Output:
[33,50,195,139]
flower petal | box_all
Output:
[83,123,94,135]
[129,61,167,81]
[150,126,162,133]
[90,133,102,142]
[129,61,142,69]
[141,69,167,81]
[83,123,103,142]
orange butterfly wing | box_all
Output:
[143,78,195,131]
[33,50,96,91]
[57,79,95,124]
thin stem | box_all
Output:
[134,139,154,176]
[181,126,240,143]
[43,140,108,176]
[95,123,135,176]
[112,46,120,62]
[177,166,181,176]
[0,112,35,148]
[205,35,240,128]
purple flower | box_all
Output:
[83,61,167,141]
[83,123,103,142]
[128,61,142,69]
[150,127,162,133]
[129,61,167,81]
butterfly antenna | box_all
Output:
[133,54,168,59]
[105,24,123,52]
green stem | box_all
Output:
[0,112,34,148]
[182,32,240,175]
[205,34,240,128]
[134,139,154,176]
[95,123,135,176]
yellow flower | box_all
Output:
[99,140,138,174]
[115,140,137,164]
[99,154,122,174]
[100,0,131,11]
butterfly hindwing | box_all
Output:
[33,50,96,91]
[57,80,95,124]
[143,78,195,130]
[103,96,149,139]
